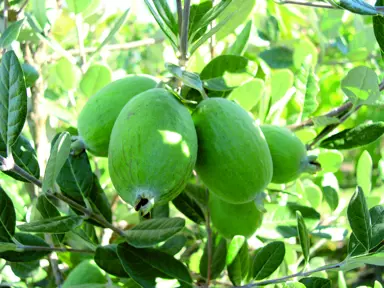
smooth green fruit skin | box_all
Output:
[78,75,157,157]
[62,260,105,287]
[209,193,263,239]
[193,98,273,204]
[108,88,198,213]
[260,125,308,184]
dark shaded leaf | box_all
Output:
[322,186,339,212]
[125,218,185,248]
[259,47,293,69]
[188,1,212,43]
[159,234,187,256]
[200,234,227,280]
[10,260,40,278]
[18,215,83,233]
[0,186,16,242]
[374,0,384,53]
[297,211,310,264]
[327,0,378,15]
[22,63,39,88]
[287,203,321,220]
[56,150,93,201]
[370,205,384,249]
[0,135,40,182]
[347,186,371,251]
[299,277,331,288]
[252,241,285,280]
[320,122,384,150]
[151,203,169,218]
[0,233,49,262]
[200,54,252,80]
[0,50,28,153]
[348,233,367,257]
[172,189,205,224]
[95,244,129,278]
[86,174,112,226]
[117,242,192,287]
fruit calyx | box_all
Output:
[302,155,322,174]
[134,192,155,215]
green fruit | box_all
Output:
[209,193,263,239]
[192,98,273,204]
[77,75,157,157]
[108,88,198,214]
[62,259,105,287]
[260,125,320,184]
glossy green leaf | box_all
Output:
[370,205,384,249]
[252,241,285,280]
[348,233,367,257]
[10,260,40,279]
[0,186,16,242]
[374,0,384,52]
[356,151,372,195]
[152,0,178,35]
[67,0,93,14]
[125,217,185,248]
[42,132,71,193]
[375,280,383,288]
[320,122,384,150]
[339,252,384,271]
[297,211,310,264]
[259,47,293,69]
[80,64,112,97]
[0,19,24,48]
[347,186,371,251]
[95,244,129,278]
[56,150,93,202]
[327,0,378,15]
[228,79,264,111]
[341,66,380,106]
[18,215,83,233]
[299,277,331,288]
[338,271,347,288]
[216,0,255,40]
[226,236,246,265]
[0,135,40,182]
[0,233,49,262]
[295,56,319,121]
[228,20,252,55]
[87,174,112,225]
[227,240,249,286]
[22,63,39,88]
[172,189,205,224]
[117,242,192,287]
[36,195,60,219]
[0,50,28,154]
[322,186,339,212]
[200,234,227,280]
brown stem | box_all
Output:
[287,101,353,131]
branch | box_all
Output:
[276,0,337,9]
[0,156,126,237]
[179,0,191,66]
[287,102,353,131]
[19,245,94,254]
[239,261,343,287]
[16,0,29,15]
[48,38,165,62]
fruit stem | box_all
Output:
[70,136,87,155]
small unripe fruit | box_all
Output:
[260,125,320,184]
[209,193,263,239]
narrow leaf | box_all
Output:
[95,244,129,278]
[227,240,249,286]
[172,189,205,224]
[18,215,83,233]
[320,122,384,149]
[228,20,252,55]
[0,50,28,154]
[297,211,310,264]
[42,132,71,193]
[347,186,371,251]
[125,217,185,248]
[252,241,285,280]
[322,186,339,212]
[0,186,16,242]
[0,19,25,48]
[153,0,178,35]
[90,8,130,59]
[200,234,227,280]
[117,243,192,287]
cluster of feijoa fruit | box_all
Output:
[77,75,320,239]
